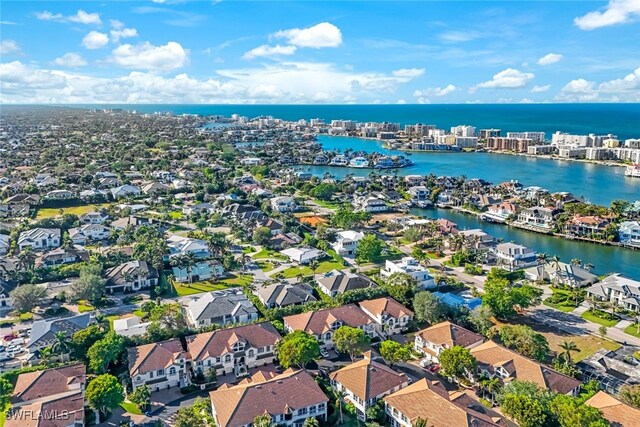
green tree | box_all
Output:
[51,331,72,362]
[85,374,124,422]
[71,325,106,361]
[333,326,370,360]
[310,183,339,200]
[87,332,125,374]
[276,331,321,368]
[148,303,188,338]
[500,394,548,427]
[365,400,386,423]
[498,324,550,362]
[383,272,418,306]
[619,384,640,409]
[468,305,494,337]
[439,345,477,380]
[549,394,609,427]
[558,340,579,366]
[174,407,206,427]
[482,275,542,319]
[355,234,384,262]
[413,291,446,324]
[128,384,151,411]
[331,205,370,229]
[10,283,48,313]
[0,377,12,409]
[253,413,273,427]
[379,340,412,368]
[253,226,273,245]
[70,264,106,303]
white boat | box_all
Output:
[625,164,640,178]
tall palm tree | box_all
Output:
[559,340,579,365]
[334,389,347,425]
[536,252,550,266]
[51,331,71,362]
[309,259,319,276]
[17,246,37,272]
[303,417,320,427]
[94,313,109,332]
[570,258,583,268]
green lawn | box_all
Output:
[242,246,257,254]
[624,324,640,339]
[257,260,275,272]
[172,279,235,296]
[280,259,345,279]
[106,314,121,330]
[36,203,111,219]
[310,198,340,210]
[220,274,253,287]
[77,300,95,313]
[133,309,146,318]
[581,310,620,327]
[252,248,287,260]
[169,211,183,220]
[120,401,143,415]
[543,300,577,312]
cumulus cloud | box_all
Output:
[273,22,342,48]
[111,28,138,43]
[531,84,551,93]
[53,53,87,68]
[243,44,297,60]
[556,67,640,101]
[108,41,189,71]
[82,31,109,49]
[36,9,102,25]
[0,60,419,104]
[413,84,457,97]
[0,40,20,55]
[391,68,425,78]
[473,68,534,91]
[574,0,640,30]
[537,53,563,65]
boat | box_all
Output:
[625,164,640,178]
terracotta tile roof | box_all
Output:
[470,341,581,395]
[186,322,281,361]
[359,297,413,319]
[284,304,373,335]
[128,339,187,376]
[329,357,408,401]
[5,392,85,427]
[415,321,483,349]
[585,391,640,427]
[209,369,329,427]
[384,378,504,427]
[12,363,86,403]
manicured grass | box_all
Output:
[581,310,620,327]
[106,314,121,330]
[77,300,95,313]
[242,246,257,254]
[310,198,340,210]
[279,259,345,278]
[543,301,577,312]
[624,324,640,339]
[120,401,143,415]
[133,309,146,318]
[257,260,275,272]
[252,248,288,260]
[36,203,110,219]
[220,274,253,287]
[169,211,183,220]
[172,279,235,296]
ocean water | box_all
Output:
[79,103,640,141]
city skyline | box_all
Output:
[1,0,639,104]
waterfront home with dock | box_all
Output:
[349,157,370,168]
[586,274,640,313]
[618,221,640,248]
[381,257,435,289]
[492,242,538,271]
[515,206,556,232]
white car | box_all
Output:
[320,348,330,358]
[0,353,12,362]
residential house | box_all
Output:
[359,297,413,337]
[110,215,154,231]
[330,352,409,421]
[172,260,225,283]
[380,257,435,289]
[585,391,640,427]
[619,221,640,247]
[353,195,388,213]
[270,195,297,212]
[407,186,430,202]
[105,260,159,293]
[0,234,9,256]
[516,206,555,230]
[209,369,328,427]
[414,321,484,364]
[332,230,365,257]
[113,316,150,338]
[18,228,61,251]
[457,229,496,252]
[68,224,110,245]
[187,322,281,378]
[256,217,285,235]
[435,219,458,234]
[166,235,211,259]
[27,313,91,355]
[184,288,259,328]
[404,175,425,186]
[524,262,598,288]
[36,247,89,268]
[182,202,216,216]
[586,274,640,312]
[280,246,324,264]
[315,270,374,298]
[565,215,610,238]
[384,378,506,427]
[255,282,317,309]
[128,339,190,392]
[142,182,170,195]
[79,211,109,224]
[7,364,86,427]
[492,242,538,271]
[111,184,141,199]
[484,202,517,222]
[470,341,581,396]
[284,304,376,349]
[45,189,74,200]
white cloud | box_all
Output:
[439,30,481,42]
[556,68,640,102]
[273,22,342,48]
[531,84,551,93]
[110,20,124,29]
[109,41,189,71]
[574,0,640,30]
[391,68,425,78]
[82,31,109,49]
[474,68,534,90]
[413,84,457,97]
[537,53,563,65]
[0,40,20,55]
[110,27,139,43]
[416,97,431,104]
[243,44,297,60]
[36,9,101,25]
[53,53,87,68]
[396,99,407,104]
[1,21,20,26]
[519,98,535,103]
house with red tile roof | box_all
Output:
[358,297,414,337]
[414,321,484,364]
[127,339,190,393]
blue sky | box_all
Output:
[1,0,639,104]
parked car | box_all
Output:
[428,364,440,373]
[320,348,330,358]
[0,352,13,362]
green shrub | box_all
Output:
[19,313,33,321]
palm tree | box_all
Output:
[584,262,595,272]
[559,340,579,366]
[303,417,320,427]
[17,246,37,272]
[39,346,54,366]
[51,331,71,362]
[309,259,319,276]
[413,417,428,427]
[536,252,550,266]
[334,389,347,425]
[94,313,109,331]
[570,258,582,268]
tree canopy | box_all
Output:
[333,326,370,360]
[439,345,477,379]
[498,324,550,362]
[413,291,447,324]
[85,374,124,418]
[482,272,542,319]
[10,283,48,313]
[355,234,384,263]
[276,330,320,368]
[379,340,412,367]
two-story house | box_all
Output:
[380,257,435,289]
[104,260,159,293]
[516,206,555,231]
[358,297,414,338]
[68,224,110,245]
[128,339,190,392]
[414,321,484,364]
[184,289,259,328]
[18,228,61,252]
[255,282,317,309]
[619,221,640,247]
[586,274,640,313]
[187,322,281,378]
[270,196,297,212]
[331,230,365,257]
[315,270,374,298]
[492,242,538,271]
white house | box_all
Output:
[380,257,435,289]
[493,243,538,271]
[619,221,640,247]
[270,196,297,212]
[353,195,388,213]
[18,228,61,252]
[166,235,211,259]
[408,186,430,202]
[114,316,151,337]
[68,224,110,245]
[172,260,225,283]
[516,206,555,230]
[111,184,141,199]
[128,339,190,392]
[184,289,259,328]
[332,230,365,257]
[79,211,109,224]
[586,274,640,313]
[359,297,414,337]
[280,246,324,264]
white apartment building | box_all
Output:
[551,131,617,147]
[450,125,476,137]
[506,131,545,143]
[380,257,435,289]
[493,243,538,271]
